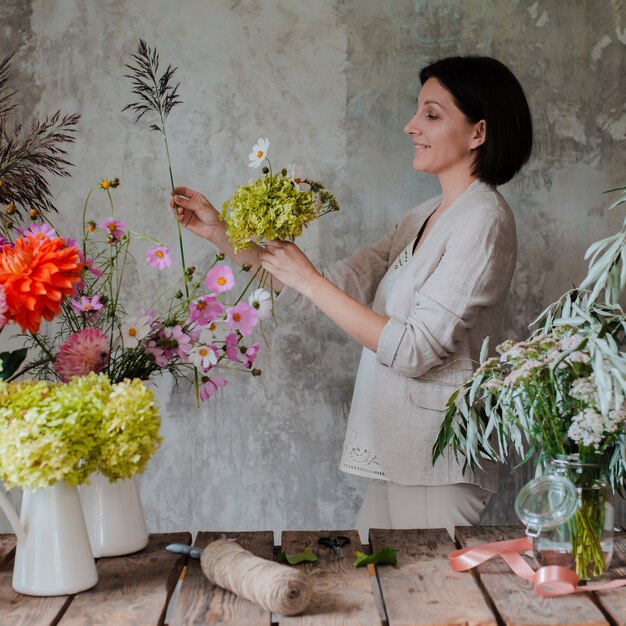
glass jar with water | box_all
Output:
[515,454,614,580]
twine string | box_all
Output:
[200,539,313,616]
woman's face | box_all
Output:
[404,78,485,178]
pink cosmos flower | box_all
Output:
[188,295,224,326]
[145,341,168,367]
[205,265,235,294]
[53,327,110,382]
[0,285,8,327]
[98,218,126,242]
[146,246,172,270]
[0,235,12,252]
[226,302,258,336]
[84,257,103,278]
[199,376,228,402]
[17,223,57,240]
[243,343,261,369]
[70,294,104,320]
[147,325,192,365]
[224,332,240,362]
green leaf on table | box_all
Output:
[278,546,318,565]
[0,348,28,381]
[353,547,397,568]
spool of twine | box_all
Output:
[200,539,312,616]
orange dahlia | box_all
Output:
[0,235,83,333]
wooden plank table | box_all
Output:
[1,527,626,625]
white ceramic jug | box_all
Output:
[78,473,149,557]
[0,481,98,596]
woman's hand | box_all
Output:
[260,240,321,298]
[170,186,221,241]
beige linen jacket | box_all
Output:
[278,180,517,491]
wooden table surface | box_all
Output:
[1,526,626,625]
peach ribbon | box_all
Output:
[449,536,626,597]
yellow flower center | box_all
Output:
[128,328,137,337]
[101,180,110,189]
[197,301,206,310]
[257,150,264,158]
[199,348,208,357]
[83,304,92,310]
[217,277,227,286]
[209,322,216,331]
[233,313,241,322]
[156,250,164,258]
[107,223,116,232]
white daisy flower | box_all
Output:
[120,315,152,348]
[189,344,219,371]
[199,320,230,344]
[248,137,270,169]
[248,288,272,320]
[288,164,307,190]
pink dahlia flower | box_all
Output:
[226,302,258,337]
[205,265,235,294]
[53,327,110,382]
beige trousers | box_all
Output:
[355,480,492,543]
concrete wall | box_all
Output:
[1,0,625,535]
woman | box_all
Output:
[172,56,533,539]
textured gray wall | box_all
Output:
[1,0,625,536]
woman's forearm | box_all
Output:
[303,273,388,352]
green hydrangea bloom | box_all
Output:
[0,374,162,489]
[221,172,318,252]
[0,375,106,489]
[97,378,162,482]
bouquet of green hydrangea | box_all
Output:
[0,373,162,489]
[0,378,102,489]
[97,377,162,481]
[221,138,340,252]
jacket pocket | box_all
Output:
[407,378,461,412]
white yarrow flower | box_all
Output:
[248,137,270,169]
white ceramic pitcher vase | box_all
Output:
[0,481,98,596]
[78,473,149,557]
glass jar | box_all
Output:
[515,455,615,580]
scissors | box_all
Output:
[317,535,351,559]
